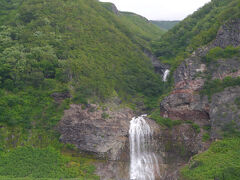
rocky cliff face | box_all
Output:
[161,19,240,137]
[58,101,164,179]
[210,86,240,139]
[57,20,240,180]
[58,103,133,161]
[159,19,240,179]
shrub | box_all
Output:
[201,76,240,99]
[202,133,210,142]
[0,146,79,178]
[149,110,181,128]
[192,123,200,133]
[204,46,240,62]
[181,138,240,180]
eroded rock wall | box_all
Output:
[58,103,133,161]
[159,19,240,179]
[161,19,240,139]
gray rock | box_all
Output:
[213,19,240,48]
[159,19,240,179]
[210,86,240,138]
[58,104,133,161]
[51,92,71,103]
[144,49,170,75]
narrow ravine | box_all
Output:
[129,115,161,180]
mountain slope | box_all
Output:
[0,0,165,179]
[151,0,240,179]
[152,0,240,64]
[101,2,164,48]
[150,20,179,31]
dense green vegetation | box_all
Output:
[1,0,240,179]
[0,0,165,102]
[101,2,164,47]
[0,146,98,179]
[0,146,93,178]
[203,46,240,63]
[149,109,181,128]
[0,0,166,178]
[118,12,164,46]
[150,20,179,31]
[200,76,240,99]
[147,1,240,179]
[152,0,240,65]
[181,138,240,180]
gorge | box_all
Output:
[0,0,240,179]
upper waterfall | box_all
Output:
[129,115,161,180]
[163,69,170,82]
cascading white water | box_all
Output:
[163,69,170,82]
[129,115,160,180]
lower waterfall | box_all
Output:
[129,115,161,180]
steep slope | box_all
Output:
[101,2,164,48]
[152,0,240,64]
[150,20,179,31]
[0,0,165,179]
[151,0,240,179]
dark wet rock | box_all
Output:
[51,91,71,103]
[144,49,170,75]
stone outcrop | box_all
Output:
[160,123,210,180]
[51,91,71,103]
[160,19,240,137]
[210,86,240,139]
[58,103,134,161]
[94,116,163,180]
[160,54,210,126]
[58,100,164,180]
[159,19,240,179]
[213,19,240,48]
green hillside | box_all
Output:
[119,12,164,42]
[152,0,240,65]
[0,0,165,179]
[101,2,164,48]
[148,0,240,179]
[1,0,240,179]
[150,20,179,31]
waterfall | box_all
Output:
[129,115,160,180]
[163,69,170,82]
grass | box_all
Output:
[0,0,166,178]
[0,146,99,179]
[149,109,181,128]
[200,76,240,100]
[181,138,240,180]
